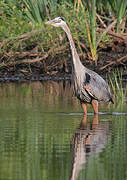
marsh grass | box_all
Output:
[0,0,127,75]
[0,2,88,56]
[1,0,126,52]
[107,0,127,33]
[108,70,127,103]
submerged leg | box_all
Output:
[80,115,87,128]
[91,99,98,114]
[92,114,98,129]
[81,103,87,115]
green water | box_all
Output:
[0,81,127,180]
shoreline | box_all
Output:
[0,74,127,83]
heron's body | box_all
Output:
[46,17,114,114]
[73,67,112,103]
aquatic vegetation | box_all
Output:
[108,69,127,103]
[23,0,60,25]
[107,0,127,33]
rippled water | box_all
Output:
[0,81,127,180]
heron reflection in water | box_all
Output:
[70,115,110,180]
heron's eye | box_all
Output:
[57,19,61,23]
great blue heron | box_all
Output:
[46,17,114,114]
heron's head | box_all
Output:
[45,17,66,27]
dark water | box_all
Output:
[0,81,127,180]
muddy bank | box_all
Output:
[0,39,127,82]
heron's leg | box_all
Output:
[91,99,98,114]
[81,103,87,115]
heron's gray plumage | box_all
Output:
[84,69,112,102]
[46,17,114,108]
[73,65,113,103]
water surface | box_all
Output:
[0,81,127,180]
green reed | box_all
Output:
[108,70,126,102]
[86,0,98,61]
[23,0,60,25]
[74,0,98,61]
[107,0,127,33]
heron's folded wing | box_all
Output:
[83,72,110,101]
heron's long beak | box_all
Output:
[45,19,56,25]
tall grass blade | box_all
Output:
[23,0,59,25]
[86,0,98,61]
[107,0,127,32]
[108,70,126,103]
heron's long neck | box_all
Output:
[62,24,83,71]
